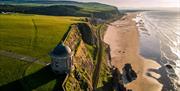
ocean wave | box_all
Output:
[136,11,180,90]
[143,12,180,58]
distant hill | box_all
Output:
[0,1,120,19]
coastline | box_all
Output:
[104,13,163,91]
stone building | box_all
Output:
[50,43,73,74]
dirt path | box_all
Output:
[92,25,103,90]
[0,50,47,65]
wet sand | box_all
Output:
[104,13,163,91]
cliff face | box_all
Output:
[77,23,96,45]
[62,23,95,91]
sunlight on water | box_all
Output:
[136,11,180,90]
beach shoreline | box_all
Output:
[104,13,163,91]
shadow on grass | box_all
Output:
[0,65,66,91]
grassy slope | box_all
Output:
[0,14,81,62]
[0,1,119,19]
[0,1,116,11]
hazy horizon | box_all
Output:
[73,0,180,9]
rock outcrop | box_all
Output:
[122,64,137,84]
[112,66,135,91]
[112,67,126,91]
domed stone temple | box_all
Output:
[50,43,73,74]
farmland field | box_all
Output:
[0,13,82,62]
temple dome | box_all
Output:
[50,43,71,57]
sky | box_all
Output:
[74,0,180,8]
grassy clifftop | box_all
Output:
[0,14,84,91]
[0,1,121,90]
[0,14,82,62]
[0,13,98,91]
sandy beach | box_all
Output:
[104,13,163,91]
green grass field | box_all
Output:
[0,55,29,86]
[0,13,82,62]
[0,55,58,91]
[0,13,82,91]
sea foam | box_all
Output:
[135,11,180,90]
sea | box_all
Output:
[135,10,180,91]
